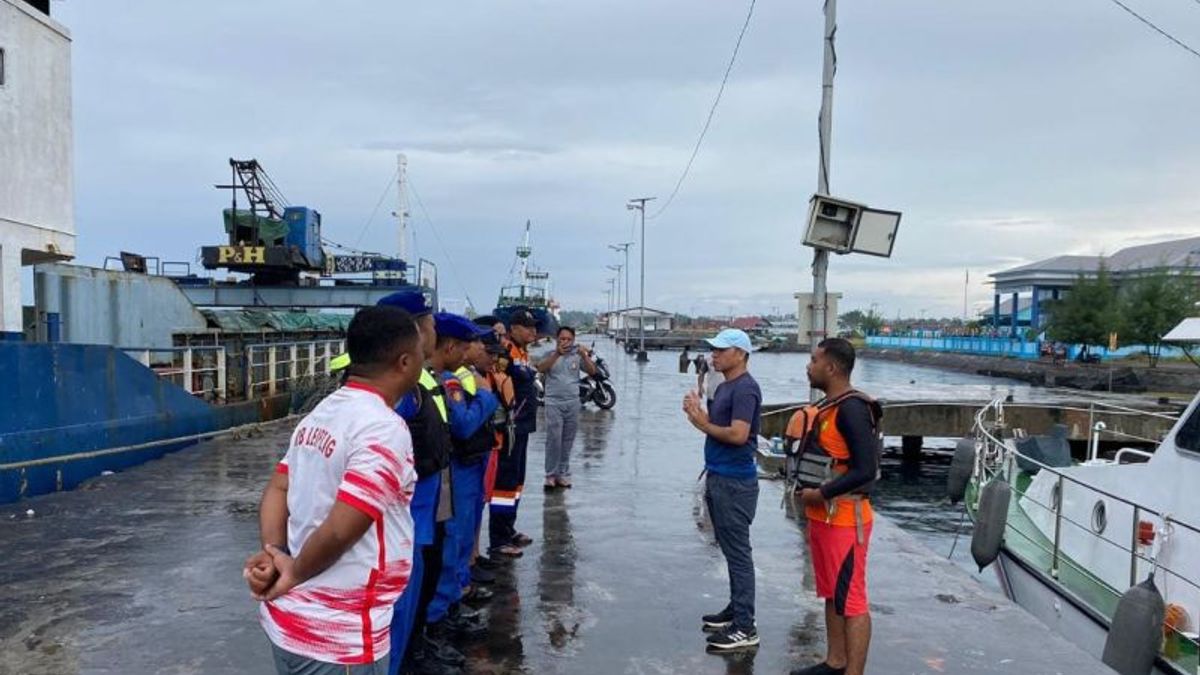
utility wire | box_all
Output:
[649,0,756,219]
[1105,0,1200,60]
[353,166,399,248]
[408,179,477,312]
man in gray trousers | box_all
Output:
[536,326,596,490]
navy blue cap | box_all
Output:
[434,312,490,342]
[480,331,507,355]
[376,291,433,316]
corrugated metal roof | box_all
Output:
[997,255,1102,276]
[1105,236,1200,270]
[993,235,1200,279]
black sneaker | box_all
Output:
[705,625,759,651]
[444,604,487,638]
[701,606,734,631]
[789,663,846,675]
[470,565,496,585]
[419,629,465,667]
[475,555,503,570]
[462,585,494,606]
[412,654,462,675]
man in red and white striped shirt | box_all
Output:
[245,305,424,674]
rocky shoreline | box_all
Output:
[862,348,1200,396]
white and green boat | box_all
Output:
[964,383,1200,674]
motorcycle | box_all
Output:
[579,347,616,410]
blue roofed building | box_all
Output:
[986,236,1200,335]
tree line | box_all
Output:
[1045,265,1197,367]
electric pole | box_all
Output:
[626,198,655,362]
[809,0,836,401]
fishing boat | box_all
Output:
[493,220,559,335]
[961,319,1200,675]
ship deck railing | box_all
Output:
[123,338,346,404]
[244,339,345,398]
[122,345,228,402]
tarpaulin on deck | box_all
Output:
[201,310,351,333]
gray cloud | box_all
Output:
[56,0,1200,317]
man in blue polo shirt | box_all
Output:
[682,328,762,652]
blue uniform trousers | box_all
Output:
[387,473,440,675]
[426,458,485,623]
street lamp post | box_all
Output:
[606,264,623,332]
[626,198,655,362]
[608,242,633,345]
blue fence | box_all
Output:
[866,335,1185,361]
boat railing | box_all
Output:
[763,397,1181,428]
[122,346,228,402]
[245,339,346,398]
[972,398,1200,657]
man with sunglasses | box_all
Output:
[682,328,762,652]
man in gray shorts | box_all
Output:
[536,326,596,489]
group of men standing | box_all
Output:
[244,292,550,675]
[242,297,880,674]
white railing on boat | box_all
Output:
[969,398,1195,583]
[972,398,1200,657]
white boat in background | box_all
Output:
[964,318,1200,675]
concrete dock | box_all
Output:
[0,353,1114,674]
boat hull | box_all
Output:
[0,342,309,503]
[996,547,1185,675]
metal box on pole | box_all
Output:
[803,194,901,258]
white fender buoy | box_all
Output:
[947,438,975,504]
[970,478,1010,570]
[1102,575,1166,675]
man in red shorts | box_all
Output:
[794,338,881,675]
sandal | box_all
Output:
[490,544,523,558]
[511,532,533,547]
[557,478,573,488]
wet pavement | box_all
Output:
[0,341,1113,674]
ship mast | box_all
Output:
[516,220,533,300]
[396,154,409,278]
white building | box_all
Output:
[604,307,674,333]
[0,0,74,339]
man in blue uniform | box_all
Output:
[377,292,461,675]
[424,313,500,648]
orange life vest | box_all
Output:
[784,390,882,526]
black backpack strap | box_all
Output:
[821,390,881,428]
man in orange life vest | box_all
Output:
[792,338,881,675]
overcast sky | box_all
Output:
[55,0,1200,318]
